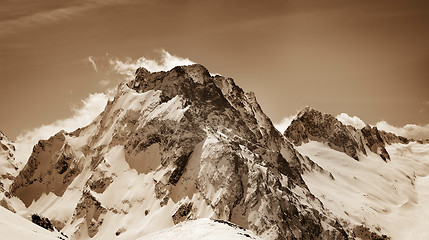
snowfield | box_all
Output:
[0,206,59,240]
[138,218,262,240]
[299,141,429,239]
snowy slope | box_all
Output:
[0,131,18,190]
[138,218,262,240]
[283,107,429,239]
[298,141,429,239]
[0,206,59,240]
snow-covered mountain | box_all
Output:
[0,131,20,212]
[285,107,429,240]
[285,107,411,161]
[1,63,428,240]
[0,131,17,185]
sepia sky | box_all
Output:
[1,0,429,140]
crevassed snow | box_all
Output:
[138,218,261,240]
[298,141,429,239]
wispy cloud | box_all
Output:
[99,79,110,87]
[109,49,195,79]
[336,113,366,129]
[418,100,429,114]
[0,0,132,37]
[87,56,98,72]
[274,115,296,133]
[13,49,194,164]
[16,91,112,146]
[14,91,112,165]
[15,50,193,149]
[375,121,429,140]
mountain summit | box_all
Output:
[8,64,350,239]
[2,64,428,240]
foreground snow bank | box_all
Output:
[138,218,261,240]
[0,206,59,240]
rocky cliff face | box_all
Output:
[7,64,363,240]
[0,132,15,161]
[284,107,411,161]
[11,130,81,207]
[0,131,18,212]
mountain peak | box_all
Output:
[134,64,211,85]
[135,66,150,77]
[285,107,404,161]
[8,64,350,239]
[285,107,365,160]
[296,106,314,117]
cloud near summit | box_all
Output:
[335,113,429,140]
[336,112,429,140]
[274,115,296,133]
[16,50,194,147]
[277,110,429,140]
[12,50,195,164]
[109,50,195,80]
[16,92,111,146]
[336,113,366,129]
[375,121,429,140]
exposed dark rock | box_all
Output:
[169,152,192,185]
[0,197,16,213]
[88,177,112,193]
[51,219,66,231]
[1,143,8,151]
[31,214,54,231]
[214,219,246,231]
[73,191,107,238]
[55,154,71,174]
[115,228,125,236]
[352,225,390,240]
[360,126,390,161]
[172,202,193,224]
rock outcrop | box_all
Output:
[11,131,82,207]
[285,107,366,160]
[284,107,413,161]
